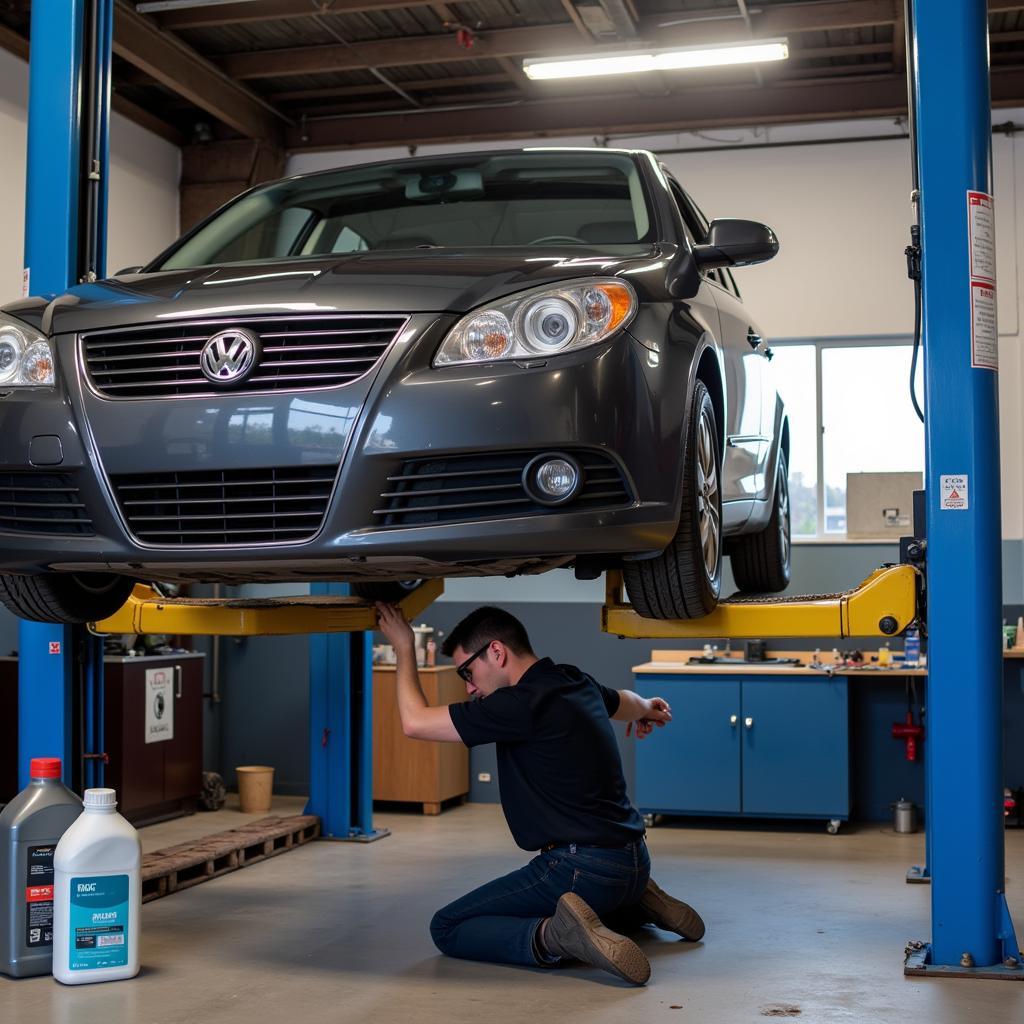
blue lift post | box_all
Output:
[308,584,389,841]
[18,0,113,791]
[904,0,1022,978]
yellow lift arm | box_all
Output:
[89,579,444,637]
[602,564,922,639]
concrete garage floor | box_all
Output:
[4,798,1024,1023]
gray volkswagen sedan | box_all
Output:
[0,148,788,624]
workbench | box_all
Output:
[631,649,928,832]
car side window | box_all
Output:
[666,178,707,244]
[665,176,733,289]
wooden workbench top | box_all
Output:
[373,664,455,673]
[632,648,928,676]
[633,647,1024,676]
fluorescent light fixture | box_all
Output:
[523,39,789,81]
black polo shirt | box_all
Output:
[448,657,645,851]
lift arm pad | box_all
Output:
[90,579,444,637]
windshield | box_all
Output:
[155,151,656,270]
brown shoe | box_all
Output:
[542,893,651,985]
[639,878,706,941]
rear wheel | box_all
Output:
[730,450,792,594]
[349,580,425,604]
[623,381,722,619]
[0,572,136,625]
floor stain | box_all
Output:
[760,1006,802,1018]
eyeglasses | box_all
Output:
[456,642,491,683]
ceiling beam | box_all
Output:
[113,0,285,140]
[157,0,438,28]
[270,72,514,102]
[220,2,907,80]
[156,0,1024,31]
[287,67,1024,150]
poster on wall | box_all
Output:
[145,667,174,744]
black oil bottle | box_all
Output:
[0,757,82,977]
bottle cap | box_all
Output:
[29,757,62,779]
[83,788,117,809]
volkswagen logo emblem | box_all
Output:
[200,329,261,384]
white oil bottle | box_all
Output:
[52,789,141,984]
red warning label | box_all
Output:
[26,885,54,903]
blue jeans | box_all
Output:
[430,839,652,966]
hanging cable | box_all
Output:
[906,224,924,423]
[903,0,924,423]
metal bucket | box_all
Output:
[892,798,919,834]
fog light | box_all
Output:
[524,453,582,506]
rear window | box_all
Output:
[156,152,655,270]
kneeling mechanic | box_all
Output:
[375,603,705,985]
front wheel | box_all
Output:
[623,381,722,619]
[0,572,136,624]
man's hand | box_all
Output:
[626,696,672,739]
[375,601,415,655]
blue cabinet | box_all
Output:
[634,673,849,823]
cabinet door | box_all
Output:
[163,660,204,803]
[740,677,849,818]
[634,677,741,814]
[111,665,165,814]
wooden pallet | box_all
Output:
[141,814,320,903]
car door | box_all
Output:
[710,267,774,499]
[666,178,769,507]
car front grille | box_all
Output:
[82,314,408,399]
[373,450,632,528]
[0,472,94,536]
[111,466,337,545]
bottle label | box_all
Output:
[69,875,129,971]
[25,845,56,948]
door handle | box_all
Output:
[744,716,754,729]
[730,714,738,727]
[174,665,183,699]
[747,328,762,349]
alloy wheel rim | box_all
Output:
[778,468,791,567]
[696,408,721,580]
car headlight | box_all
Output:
[0,313,55,386]
[433,279,637,366]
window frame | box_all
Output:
[771,336,921,544]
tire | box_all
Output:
[623,381,722,619]
[0,572,137,625]
[350,580,424,604]
[730,449,792,594]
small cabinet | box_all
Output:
[372,666,469,814]
[103,654,205,826]
[634,673,849,823]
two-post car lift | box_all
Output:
[15,0,1018,983]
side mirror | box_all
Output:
[693,219,779,269]
[115,265,144,276]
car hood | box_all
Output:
[2,247,665,335]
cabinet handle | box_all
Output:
[729,714,738,726]
[174,665,183,699]
[744,716,754,729]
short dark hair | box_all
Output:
[442,606,534,659]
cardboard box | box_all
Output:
[846,472,923,539]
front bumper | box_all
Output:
[0,314,687,582]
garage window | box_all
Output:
[772,340,924,540]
